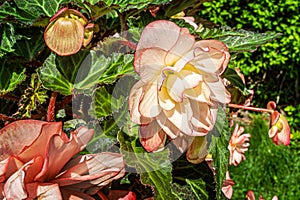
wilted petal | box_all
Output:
[269,114,290,146]
[26,182,62,200]
[0,120,47,161]
[222,171,234,199]
[186,136,208,164]
[139,120,166,152]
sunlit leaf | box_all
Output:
[14,0,69,18]
[0,59,26,95]
[208,108,230,200]
[102,0,171,10]
[0,23,22,58]
[196,24,281,53]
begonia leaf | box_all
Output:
[102,0,171,10]
[38,51,135,95]
[208,108,230,200]
[0,23,23,58]
[196,25,281,54]
[118,123,176,200]
[0,1,36,24]
[0,59,26,95]
[14,0,69,18]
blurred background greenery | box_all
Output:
[200,0,300,199]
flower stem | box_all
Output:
[228,103,273,114]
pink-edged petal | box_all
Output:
[164,69,202,102]
[221,171,234,199]
[3,167,27,199]
[0,120,47,161]
[139,81,161,118]
[272,196,278,200]
[139,48,167,82]
[165,27,195,66]
[186,136,208,164]
[205,79,231,104]
[60,188,94,200]
[192,40,230,75]
[0,156,23,182]
[184,81,211,103]
[128,80,152,125]
[246,190,256,200]
[26,182,62,200]
[163,99,193,135]
[189,100,214,136]
[134,20,181,73]
[156,113,180,139]
[139,120,166,152]
[18,122,63,163]
[53,153,125,188]
[35,126,94,182]
[158,84,176,111]
[272,114,290,146]
[107,190,137,200]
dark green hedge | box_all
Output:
[201,0,300,109]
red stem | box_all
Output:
[97,191,109,200]
[228,103,274,114]
[46,92,58,122]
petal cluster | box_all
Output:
[0,120,125,199]
[246,190,278,200]
[228,124,251,166]
[44,8,95,56]
[129,20,230,161]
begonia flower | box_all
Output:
[228,124,250,166]
[246,190,278,200]
[129,20,230,160]
[267,101,290,146]
[221,171,234,199]
[44,8,95,56]
[0,120,125,199]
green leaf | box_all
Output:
[89,86,112,118]
[0,23,23,58]
[102,0,171,10]
[221,67,245,91]
[118,115,176,200]
[0,1,37,24]
[37,53,74,95]
[14,0,69,18]
[0,59,26,95]
[208,108,230,200]
[196,24,281,53]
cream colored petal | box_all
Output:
[128,80,152,125]
[139,81,161,118]
[134,20,181,74]
[163,99,193,135]
[139,48,168,82]
[184,81,211,103]
[156,113,180,139]
[4,166,27,199]
[158,85,176,111]
[171,133,194,153]
[189,100,214,135]
[165,71,185,102]
[165,28,195,66]
[205,79,231,104]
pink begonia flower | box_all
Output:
[128,20,230,161]
[267,101,290,146]
[246,190,278,200]
[221,171,234,199]
[0,120,125,199]
[228,124,251,166]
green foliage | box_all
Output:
[201,0,300,107]
[229,115,300,199]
